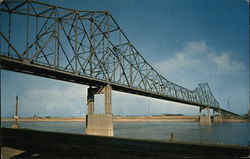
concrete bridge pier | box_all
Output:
[213,110,222,122]
[85,85,113,136]
[199,107,211,125]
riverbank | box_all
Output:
[115,116,199,122]
[2,127,249,158]
[1,116,248,122]
[1,116,198,122]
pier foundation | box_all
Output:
[199,107,211,125]
[85,85,113,136]
[213,110,222,122]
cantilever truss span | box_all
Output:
[0,0,220,109]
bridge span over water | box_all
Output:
[0,0,239,136]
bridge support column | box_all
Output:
[87,87,95,115]
[199,107,211,125]
[213,110,222,122]
[85,85,113,136]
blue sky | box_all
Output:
[1,0,249,117]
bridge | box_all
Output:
[0,0,239,136]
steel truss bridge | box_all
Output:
[0,0,239,116]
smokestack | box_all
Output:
[12,96,20,128]
[14,96,19,123]
[15,96,18,117]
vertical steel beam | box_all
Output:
[8,13,11,56]
[26,2,30,58]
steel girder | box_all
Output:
[0,0,220,109]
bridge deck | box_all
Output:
[0,56,240,117]
[0,56,217,109]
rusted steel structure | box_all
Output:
[0,0,239,116]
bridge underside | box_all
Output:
[1,56,240,117]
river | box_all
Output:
[1,121,249,146]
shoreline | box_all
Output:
[2,127,249,158]
[1,116,248,122]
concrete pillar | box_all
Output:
[199,107,211,125]
[105,84,112,114]
[208,108,210,119]
[87,87,95,114]
[213,110,222,122]
[85,85,113,136]
[248,109,250,121]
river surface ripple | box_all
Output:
[2,121,249,146]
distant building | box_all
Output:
[163,114,184,116]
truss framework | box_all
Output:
[0,0,220,108]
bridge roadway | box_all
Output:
[0,55,239,116]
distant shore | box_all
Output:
[1,116,248,122]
